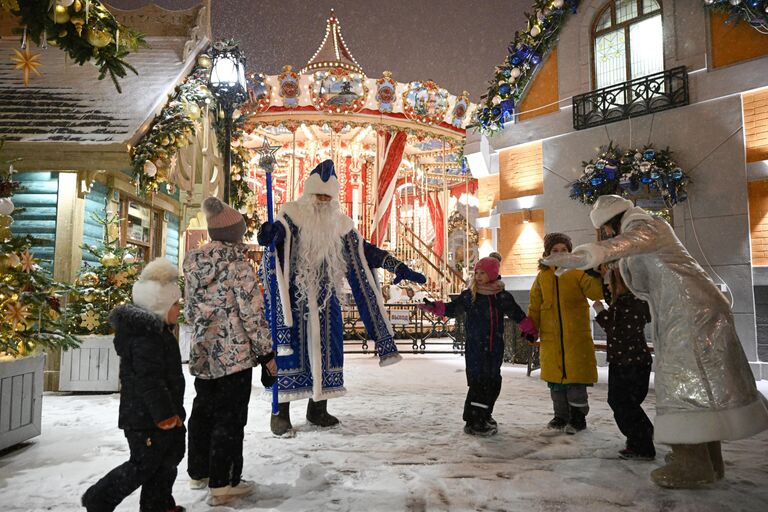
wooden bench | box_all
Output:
[526,341,654,376]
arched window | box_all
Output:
[592,0,664,90]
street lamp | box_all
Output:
[208,41,247,204]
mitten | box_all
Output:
[517,317,538,342]
[256,221,286,246]
[417,298,445,317]
[393,264,427,285]
[258,351,278,387]
[157,415,181,430]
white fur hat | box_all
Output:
[303,159,340,198]
[589,195,633,229]
[132,258,181,321]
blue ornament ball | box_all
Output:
[586,190,593,197]
[511,55,522,66]
[531,53,542,66]
[502,69,511,78]
[499,83,512,96]
[650,169,660,180]
[671,168,684,181]
[591,175,604,186]
[595,161,606,170]
[641,174,654,185]
[643,149,656,161]
[491,106,502,118]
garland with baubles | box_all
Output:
[130,53,260,237]
[474,0,579,135]
[569,142,690,207]
[4,0,144,92]
[704,0,768,34]
[0,140,79,358]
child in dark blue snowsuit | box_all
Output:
[420,257,538,436]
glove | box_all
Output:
[258,351,278,387]
[417,298,445,317]
[540,251,588,270]
[393,264,427,285]
[256,221,286,247]
[517,317,538,342]
[157,415,182,430]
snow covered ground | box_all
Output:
[2,354,767,512]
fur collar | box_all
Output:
[109,304,165,334]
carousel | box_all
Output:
[240,10,479,299]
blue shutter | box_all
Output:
[82,182,109,264]
[166,213,180,266]
[12,172,58,268]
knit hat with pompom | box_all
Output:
[203,196,246,243]
[132,258,181,321]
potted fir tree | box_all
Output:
[61,213,141,392]
[0,148,79,450]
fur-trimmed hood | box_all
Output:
[109,303,165,335]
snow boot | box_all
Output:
[707,441,725,480]
[464,420,497,437]
[270,402,293,436]
[650,444,716,489]
[306,399,340,427]
[166,507,186,512]
[618,448,655,461]
[565,406,587,435]
[189,477,209,490]
[539,416,567,437]
[206,480,254,506]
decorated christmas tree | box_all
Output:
[0,141,79,358]
[65,213,142,335]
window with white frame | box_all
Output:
[592,0,664,90]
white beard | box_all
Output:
[292,196,348,306]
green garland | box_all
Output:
[130,56,260,237]
[569,142,691,207]
[704,0,768,34]
[473,0,578,136]
[6,0,145,93]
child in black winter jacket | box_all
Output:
[82,259,187,512]
[420,257,538,436]
[593,267,655,460]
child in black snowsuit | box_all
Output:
[593,267,655,460]
[420,257,538,436]
[82,259,186,512]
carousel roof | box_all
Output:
[300,10,364,75]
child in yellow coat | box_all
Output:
[529,233,603,434]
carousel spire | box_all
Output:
[300,9,365,76]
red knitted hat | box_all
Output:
[474,257,500,281]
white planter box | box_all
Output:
[0,354,45,451]
[179,325,192,363]
[59,335,120,392]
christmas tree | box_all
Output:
[0,141,79,358]
[65,213,142,335]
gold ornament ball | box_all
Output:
[100,252,120,267]
[81,271,100,286]
[186,103,201,120]
[74,0,83,12]
[85,28,113,48]
[197,54,212,69]
[70,15,85,36]
[49,5,71,24]
[83,294,96,303]
[161,137,170,146]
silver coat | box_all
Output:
[547,207,768,443]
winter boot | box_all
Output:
[539,416,567,437]
[270,402,293,436]
[650,444,716,489]
[306,399,340,427]
[708,441,725,480]
[565,406,587,435]
[206,480,254,506]
[189,477,209,490]
[464,420,497,437]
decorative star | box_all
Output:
[109,271,129,287]
[11,47,43,87]
[5,301,29,331]
[256,138,281,172]
[19,249,35,273]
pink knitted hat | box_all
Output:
[474,257,500,281]
[202,197,246,243]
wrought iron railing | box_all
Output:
[342,303,463,354]
[572,66,689,131]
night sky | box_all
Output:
[109,0,531,101]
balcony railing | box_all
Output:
[572,66,689,131]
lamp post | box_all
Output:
[208,41,247,204]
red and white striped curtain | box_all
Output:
[370,130,407,246]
